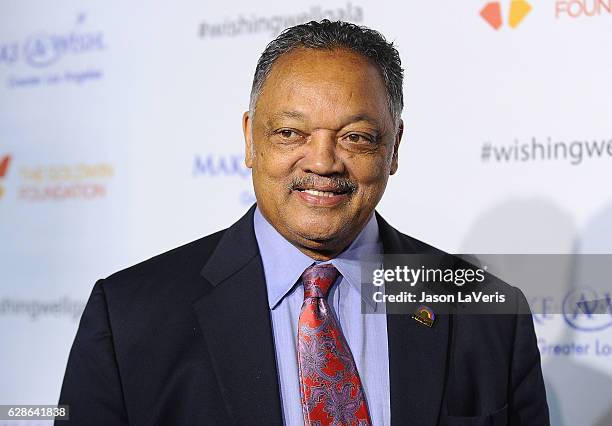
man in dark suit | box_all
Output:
[57,20,549,425]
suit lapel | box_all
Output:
[377,213,450,426]
[194,205,283,425]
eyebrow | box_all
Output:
[268,111,307,123]
[343,113,381,127]
[267,111,381,128]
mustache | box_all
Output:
[288,175,358,194]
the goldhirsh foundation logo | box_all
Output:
[0,155,11,199]
[480,0,532,30]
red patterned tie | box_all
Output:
[297,264,372,426]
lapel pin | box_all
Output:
[412,305,436,328]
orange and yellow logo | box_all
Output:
[0,155,11,199]
[480,0,532,30]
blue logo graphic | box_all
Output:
[562,287,612,332]
[0,43,19,66]
[193,154,254,205]
[1,13,105,69]
[192,154,250,178]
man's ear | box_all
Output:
[390,119,403,175]
[243,111,254,168]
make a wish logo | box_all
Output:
[563,288,612,332]
[192,154,255,206]
[531,288,612,332]
[0,13,106,88]
[480,0,532,30]
[192,154,250,178]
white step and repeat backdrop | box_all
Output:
[1,1,611,424]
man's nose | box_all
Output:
[300,131,345,176]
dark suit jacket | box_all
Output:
[57,205,549,425]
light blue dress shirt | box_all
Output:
[253,207,390,426]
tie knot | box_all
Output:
[301,264,340,299]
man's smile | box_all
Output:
[294,187,351,207]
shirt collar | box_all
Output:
[253,206,382,310]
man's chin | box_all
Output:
[287,223,349,249]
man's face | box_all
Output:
[243,47,403,259]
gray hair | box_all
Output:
[248,19,404,129]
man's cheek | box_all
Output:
[266,158,298,178]
[352,164,387,185]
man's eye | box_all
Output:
[279,129,297,139]
[346,133,373,144]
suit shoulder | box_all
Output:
[94,228,229,324]
[397,229,443,253]
[385,220,525,308]
[104,228,226,285]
